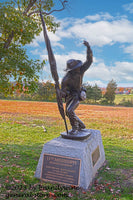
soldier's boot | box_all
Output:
[67,112,79,135]
[76,116,86,131]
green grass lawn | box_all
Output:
[115,94,133,105]
[0,101,133,200]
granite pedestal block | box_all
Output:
[35,129,105,189]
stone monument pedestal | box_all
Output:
[35,129,105,190]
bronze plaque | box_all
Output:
[92,146,100,166]
[41,154,81,186]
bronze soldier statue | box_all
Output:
[61,41,93,135]
[40,11,93,136]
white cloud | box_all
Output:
[47,14,133,48]
[66,18,133,47]
[29,29,64,49]
[86,80,106,87]
[29,13,133,51]
[85,60,133,84]
[30,49,41,55]
[85,13,114,21]
[28,40,39,47]
[124,45,133,56]
[123,3,133,13]
[112,62,133,82]
[85,62,111,81]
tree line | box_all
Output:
[0,79,118,104]
[1,79,133,106]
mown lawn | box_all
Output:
[115,94,133,105]
[0,100,133,199]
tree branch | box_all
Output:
[23,0,37,15]
[28,0,67,17]
[3,31,14,49]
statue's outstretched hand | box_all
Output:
[83,40,90,47]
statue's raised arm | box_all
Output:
[80,41,93,75]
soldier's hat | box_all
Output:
[65,59,82,71]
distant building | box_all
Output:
[101,87,133,95]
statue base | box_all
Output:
[35,129,105,189]
[61,129,91,140]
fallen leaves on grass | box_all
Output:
[11,164,21,168]
[89,179,122,197]
[68,192,73,197]
[13,155,20,158]
[3,157,9,162]
[82,191,86,194]
[13,178,21,183]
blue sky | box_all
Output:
[3,0,133,87]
